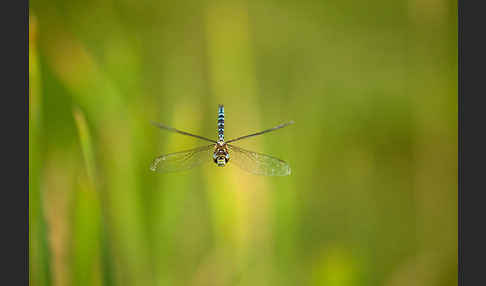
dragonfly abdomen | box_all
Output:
[218,104,224,141]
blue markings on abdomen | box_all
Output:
[218,105,224,141]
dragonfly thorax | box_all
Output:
[213,142,230,167]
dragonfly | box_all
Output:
[150,105,294,176]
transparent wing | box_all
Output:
[226,121,294,143]
[227,144,291,176]
[150,145,214,173]
[151,122,216,143]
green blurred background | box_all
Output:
[29,0,457,285]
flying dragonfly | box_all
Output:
[150,105,294,176]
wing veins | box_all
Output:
[150,145,213,172]
[227,144,291,176]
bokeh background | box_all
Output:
[29,0,457,285]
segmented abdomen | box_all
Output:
[218,105,224,141]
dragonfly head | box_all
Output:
[213,143,230,167]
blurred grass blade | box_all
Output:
[29,14,52,286]
[73,106,96,186]
[73,107,114,286]
[72,177,103,286]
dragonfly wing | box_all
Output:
[227,144,291,176]
[150,145,214,172]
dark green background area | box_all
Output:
[29,0,457,285]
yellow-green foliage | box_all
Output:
[29,1,457,285]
